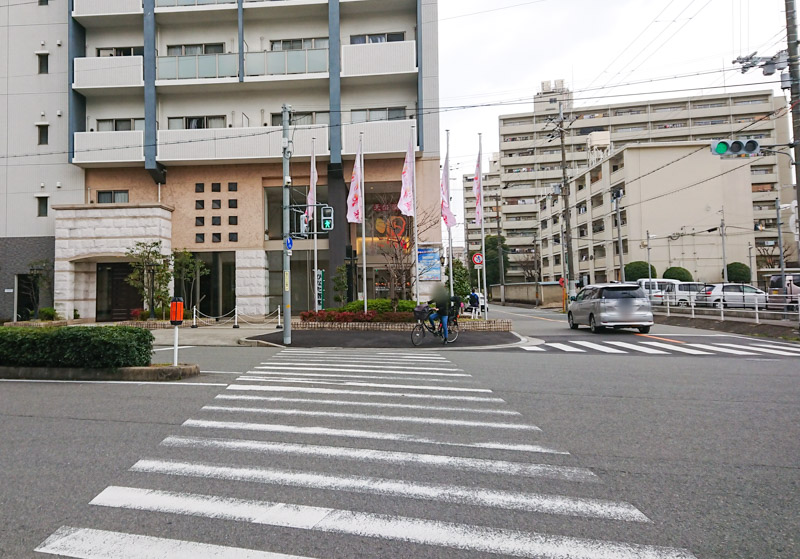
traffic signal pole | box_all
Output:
[282,104,292,345]
[785,0,800,260]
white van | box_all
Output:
[662,282,706,306]
[636,278,680,305]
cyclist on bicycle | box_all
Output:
[427,285,451,345]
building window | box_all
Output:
[195,217,204,226]
[39,0,49,5]
[37,124,48,145]
[228,182,237,191]
[271,111,330,126]
[167,115,225,130]
[212,233,221,243]
[228,216,238,225]
[351,107,407,123]
[195,234,205,243]
[211,182,221,192]
[167,43,224,56]
[97,46,144,57]
[97,190,129,204]
[212,199,221,209]
[270,38,329,51]
[228,199,238,209]
[37,197,48,217]
[212,216,221,226]
[97,118,144,131]
[350,32,405,45]
[229,233,238,242]
[37,53,48,74]
[195,183,204,193]
[195,200,204,210]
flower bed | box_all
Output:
[300,310,416,323]
[293,319,512,332]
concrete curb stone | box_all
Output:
[0,364,200,382]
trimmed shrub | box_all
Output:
[624,261,657,282]
[300,310,415,323]
[0,326,154,369]
[341,299,417,313]
[375,311,416,323]
[726,262,751,283]
[663,267,693,282]
[38,307,60,321]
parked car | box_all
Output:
[636,278,680,305]
[766,273,800,311]
[694,283,767,308]
[568,283,653,334]
[662,282,706,306]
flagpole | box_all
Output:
[360,132,367,313]
[411,125,420,305]
[479,133,488,319]
[446,130,454,298]
[312,137,319,312]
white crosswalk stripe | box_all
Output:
[519,339,797,357]
[36,349,697,559]
[714,343,800,356]
[638,342,713,355]
[685,343,759,356]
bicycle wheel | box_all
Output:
[446,320,459,343]
[411,323,426,346]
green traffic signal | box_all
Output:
[714,141,730,154]
[323,219,332,229]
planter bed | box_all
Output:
[292,319,512,332]
[0,364,199,382]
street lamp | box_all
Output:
[144,260,157,321]
[29,264,44,320]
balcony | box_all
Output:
[73,57,144,93]
[245,49,328,80]
[342,119,417,156]
[73,131,145,167]
[157,0,235,6]
[157,53,238,82]
[73,0,143,25]
[341,41,417,80]
[157,124,328,164]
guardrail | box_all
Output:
[655,294,799,326]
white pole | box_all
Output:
[192,305,197,328]
[312,137,319,312]
[233,306,239,328]
[411,125,420,304]
[172,326,179,367]
[478,133,488,319]
[360,133,367,313]
[446,130,454,298]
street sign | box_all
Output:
[474,264,483,270]
[472,253,484,265]
[559,277,566,288]
[285,237,293,251]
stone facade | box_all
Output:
[235,250,268,317]
[52,204,173,320]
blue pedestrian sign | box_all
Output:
[285,237,293,251]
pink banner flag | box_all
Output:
[346,140,363,223]
[440,149,456,229]
[397,135,415,217]
[473,146,483,226]
[305,148,318,221]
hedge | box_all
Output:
[340,299,417,313]
[301,310,416,323]
[0,326,154,369]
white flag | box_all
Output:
[346,140,363,223]
[440,148,456,228]
[397,135,415,217]
[305,147,318,221]
[473,146,483,226]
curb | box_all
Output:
[0,364,200,382]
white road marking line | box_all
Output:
[227,384,504,402]
[182,419,564,454]
[161,436,593,486]
[521,346,546,351]
[214,394,520,415]
[128,460,601,509]
[230,378,492,393]
[545,343,586,353]
[201,405,541,431]
[638,342,712,355]
[604,342,668,355]
[685,344,760,356]
[0,379,227,387]
[35,526,309,559]
[200,371,244,375]
[280,350,445,359]
[738,344,800,356]
[90,487,701,559]
[256,364,463,374]
[570,341,627,354]
[271,358,454,366]
[748,341,800,350]
[241,373,468,383]
[152,346,195,352]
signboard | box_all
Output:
[3,289,12,293]
[474,264,483,270]
[285,237,293,250]
[316,269,325,310]
[418,247,442,281]
[559,277,566,288]
[472,253,484,265]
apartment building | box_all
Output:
[539,142,756,285]
[1,0,441,322]
[464,81,793,281]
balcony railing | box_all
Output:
[74,56,144,89]
[73,131,145,165]
[342,119,417,155]
[157,53,238,80]
[341,41,417,77]
[157,0,235,6]
[245,49,328,77]
[73,0,143,16]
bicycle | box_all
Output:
[410,307,460,346]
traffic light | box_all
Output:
[711,139,760,157]
[299,214,309,236]
[321,205,334,231]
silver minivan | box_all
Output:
[568,283,654,334]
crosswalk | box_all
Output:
[522,339,800,357]
[37,348,698,559]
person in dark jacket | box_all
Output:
[428,285,451,344]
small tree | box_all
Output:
[479,235,510,286]
[125,241,172,316]
[726,262,751,283]
[20,259,54,320]
[517,249,541,283]
[663,266,693,282]
[332,265,349,306]
[172,249,209,310]
[445,259,471,299]
[624,261,656,282]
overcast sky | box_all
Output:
[436,0,790,246]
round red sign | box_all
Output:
[472,253,484,265]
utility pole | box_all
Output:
[281,104,292,345]
[720,209,728,283]
[785,0,800,261]
[555,102,576,295]
[615,194,625,282]
[494,192,505,286]
[777,198,787,297]
[646,230,652,299]
[747,242,754,285]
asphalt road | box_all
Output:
[1,308,798,558]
